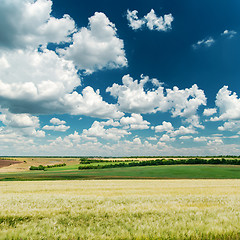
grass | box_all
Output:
[1,179,240,239]
[1,165,240,181]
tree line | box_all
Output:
[30,163,66,170]
[78,158,240,170]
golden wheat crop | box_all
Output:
[1,180,240,239]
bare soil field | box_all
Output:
[0,159,22,169]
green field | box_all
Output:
[1,165,240,181]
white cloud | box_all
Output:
[194,136,224,146]
[211,86,240,121]
[120,113,150,130]
[0,111,39,129]
[107,75,206,121]
[133,137,141,144]
[67,131,81,142]
[43,124,70,132]
[2,127,239,156]
[184,115,204,129]
[126,10,145,30]
[193,30,237,50]
[166,85,207,118]
[207,138,223,146]
[193,37,215,49]
[211,134,223,137]
[153,121,173,133]
[226,135,239,139]
[0,49,123,119]
[152,121,198,139]
[203,108,217,116]
[62,87,124,119]
[0,109,45,138]
[127,9,173,31]
[0,0,76,49]
[147,136,157,141]
[0,131,34,146]
[159,134,175,142]
[101,119,120,127]
[43,117,70,132]
[50,118,66,125]
[32,129,45,138]
[145,9,173,31]
[218,121,240,131]
[0,3,127,120]
[82,121,131,141]
[221,30,237,39]
[169,126,197,137]
[58,12,127,73]
[179,135,193,140]
[0,49,79,113]
[107,74,166,114]
[193,136,208,142]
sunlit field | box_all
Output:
[1,180,240,239]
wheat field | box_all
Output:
[1,180,240,239]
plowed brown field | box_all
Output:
[0,159,22,168]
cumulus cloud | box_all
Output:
[153,120,197,138]
[153,121,173,133]
[0,111,39,129]
[218,121,240,131]
[221,30,237,39]
[159,134,175,142]
[0,0,76,49]
[184,115,204,129]
[179,135,193,140]
[50,118,66,125]
[127,9,173,31]
[0,109,45,138]
[0,47,78,113]
[147,136,157,141]
[193,136,208,142]
[211,86,240,121]
[82,121,131,141]
[43,117,70,132]
[193,37,215,49]
[101,119,120,127]
[62,87,124,119]
[43,124,70,132]
[207,138,223,146]
[120,113,150,130]
[126,10,145,30]
[107,74,206,121]
[107,74,166,113]
[169,126,197,137]
[58,12,127,73]
[0,49,123,119]
[0,2,127,120]
[132,137,142,145]
[203,108,217,116]
[193,136,224,146]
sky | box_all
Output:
[0,0,240,156]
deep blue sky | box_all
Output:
[52,0,240,101]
